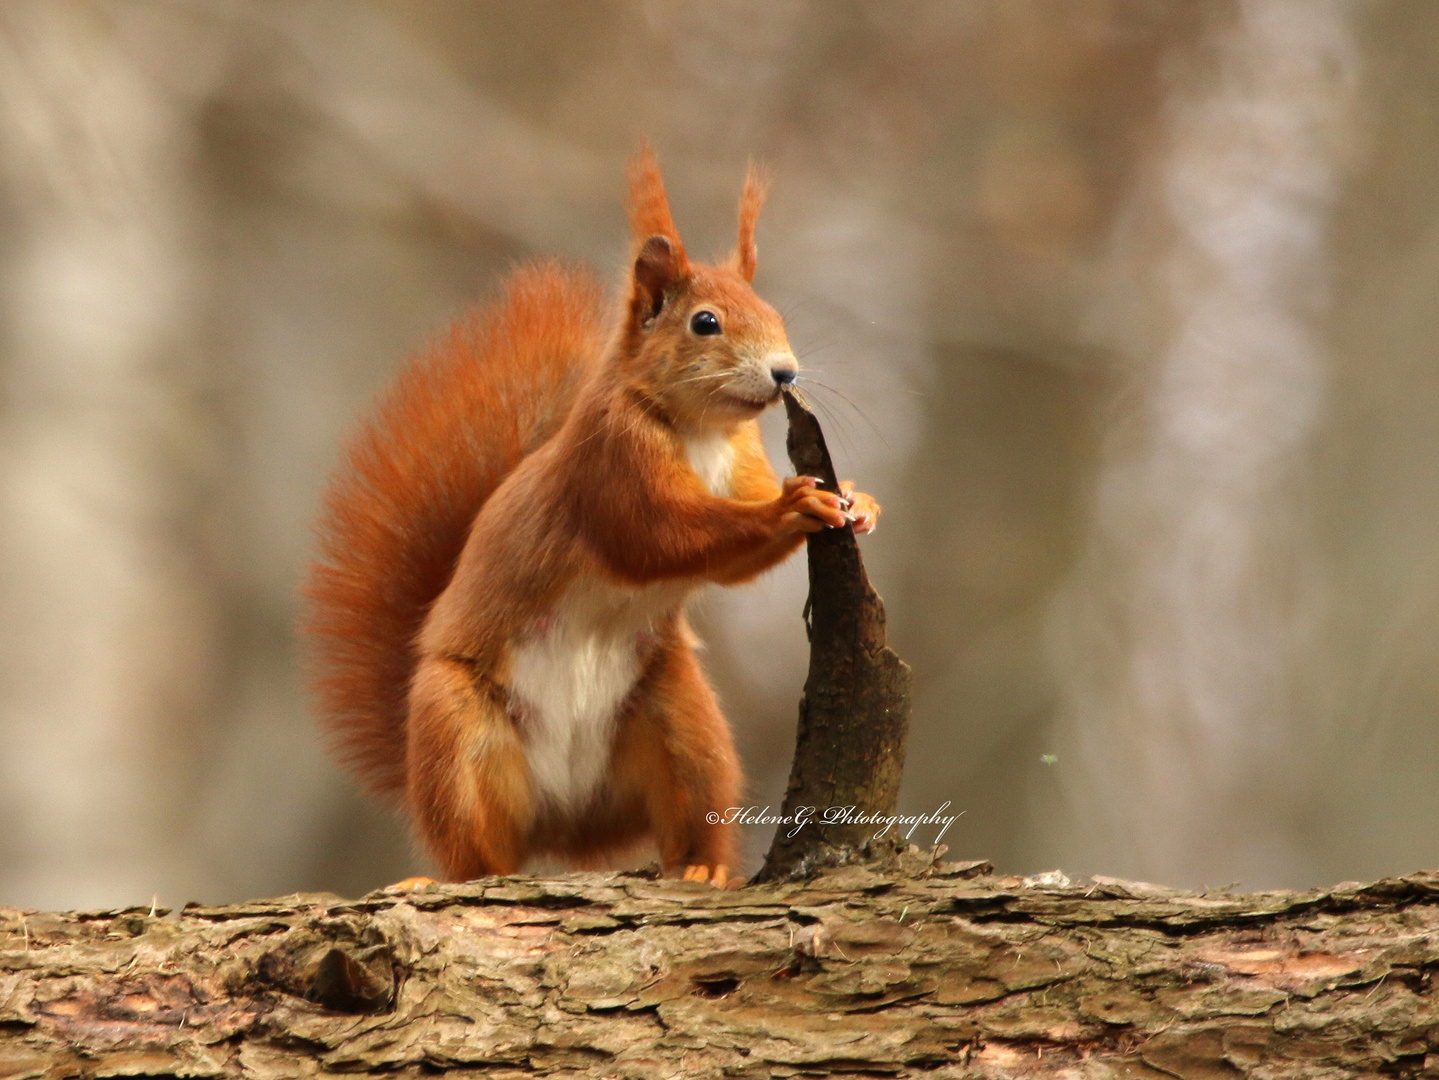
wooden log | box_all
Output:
[5,857,1439,1077]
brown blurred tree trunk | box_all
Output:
[4,858,1438,1078]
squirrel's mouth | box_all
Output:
[722,381,784,410]
[725,393,775,411]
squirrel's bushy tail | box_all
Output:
[302,261,608,801]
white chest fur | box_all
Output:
[508,575,693,814]
[685,430,735,496]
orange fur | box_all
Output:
[302,148,875,883]
[733,161,770,283]
[627,142,687,264]
[303,262,606,800]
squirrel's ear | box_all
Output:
[627,143,688,265]
[626,144,689,326]
[733,161,771,283]
[632,234,682,323]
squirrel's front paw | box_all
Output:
[779,476,850,534]
[838,480,880,535]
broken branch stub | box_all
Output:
[756,391,912,882]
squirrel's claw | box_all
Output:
[838,481,880,535]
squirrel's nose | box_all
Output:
[770,365,798,387]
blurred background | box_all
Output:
[2,0,1436,911]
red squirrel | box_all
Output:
[303,147,879,889]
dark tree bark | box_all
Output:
[758,392,913,882]
[5,857,1439,1078]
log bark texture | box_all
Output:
[759,392,912,881]
[6,854,1439,1078]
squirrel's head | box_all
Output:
[620,145,796,432]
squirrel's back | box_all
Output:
[302,260,608,800]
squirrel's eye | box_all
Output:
[690,310,721,336]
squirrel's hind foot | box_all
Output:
[384,875,438,891]
[682,863,744,889]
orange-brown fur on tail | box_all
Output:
[303,263,607,799]
[303,145,878,884]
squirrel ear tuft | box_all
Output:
[733,160,771,283]
[627,142,688,267]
